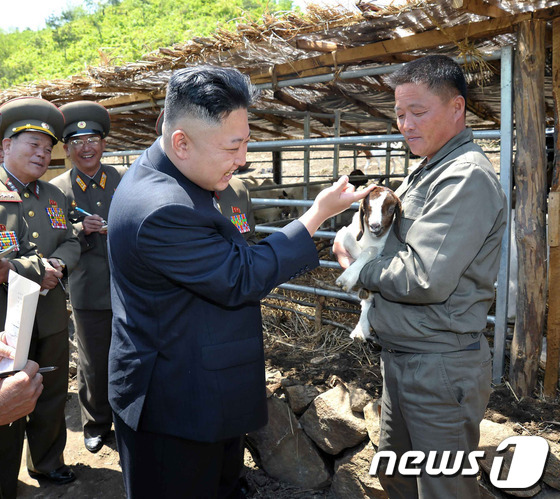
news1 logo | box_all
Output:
[369,436,549,489]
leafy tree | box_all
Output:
[0,0,295,89]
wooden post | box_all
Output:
[544,17,560,398]
[272,150,282,185]
[315,296,325,333]
[510,19,548,397]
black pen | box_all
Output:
[0,366,58,379]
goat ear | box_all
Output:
[357,193,370,241]
[393,198,405,243]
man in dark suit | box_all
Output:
[156,108,258,245]
[108,65,372,498]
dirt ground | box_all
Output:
[13,283,560,499]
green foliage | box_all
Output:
[0,0,294,90]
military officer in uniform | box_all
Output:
[214,177,257,244]
[0,97,81,486]
[51,101,127,454]
[0,100,54,499]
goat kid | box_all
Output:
[334,185,403,340]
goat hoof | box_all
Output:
[335,278,348,291]
[350,329,367,342]
[336,277,356,293]
[358,288,371,300]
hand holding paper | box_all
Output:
[0,270,41,373]
[0,332,15,360]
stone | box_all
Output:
[284,384,320,415]
[543,440,560,491]
[348,385,373,412]
[478,419,541,497]
[331,440,388,499]
[246,395,331,489]
[300,383,368,455]
[363,400,381,447]
[264,369,283,396]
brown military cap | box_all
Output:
[0,97,64,144]
[59,100,110,142]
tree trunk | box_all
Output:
[509,19,547,397]
[544,18,560,398]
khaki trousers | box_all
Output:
[377,336,492,499]
[26,329,69,473]
[74,308,113,437]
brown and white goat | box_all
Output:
[334,185,403,340]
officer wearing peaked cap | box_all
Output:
[59,100,111,141]
[1,96,80,487]
[0,96,64,143]
[51,100,127,455]
[0,97,68,499]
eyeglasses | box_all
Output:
[68,136,102,148]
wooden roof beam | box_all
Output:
[248,123,297,140]
[296,39,342,53]
[255,112,330,138]
[272,89,367,135]
[98,92,165,109]
[451,0,509,18]
[251,10,542,82]
[329,87,397,131]
[465,100,499,126]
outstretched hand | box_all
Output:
[299,176,374,236]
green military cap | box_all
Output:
[0,97,64,144]
[59,100,110,142]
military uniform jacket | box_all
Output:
[107,140,319,442]
[1,169,80,338]
[359,128,507,353]
[216,176,258,245]
[0,180,44,324]
[50,164,127,310]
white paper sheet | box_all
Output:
[0,270,41,372]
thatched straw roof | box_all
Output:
[1,0,558,152]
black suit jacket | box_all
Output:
[107,139,318,442]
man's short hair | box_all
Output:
[164,65,259,130]
[386,55,467,103]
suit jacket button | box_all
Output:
[32,232,39,239]
[28,210,35,217]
